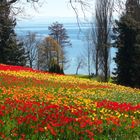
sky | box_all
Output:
[15,0,94,22]
[14,0,122,25]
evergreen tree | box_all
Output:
[0,0,26,66]
[49,63,64,74]
[48,22,71,73]
[5,39,27,66]
[113,0,140,88]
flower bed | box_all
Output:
[0,64,140,139]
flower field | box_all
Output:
[0,64,140,140]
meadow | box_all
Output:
[0,64,140,140]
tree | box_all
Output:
[91,0,114,81]
[23,32,40,68]
[49,64,63,74]
[113,0,140,88]
[0,0,26,66]
[5,38,27,66]
[48,22,71,72]
[38,36,63,73]
[75,55,86,75]
[88,17,100,77]
[84,29,94,76]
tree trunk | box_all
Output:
[30,59,32,68]
[104,45,108,82]
[95,48,99,76]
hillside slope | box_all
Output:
[0,64,140,139]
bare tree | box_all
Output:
[75,55,86,75]
[86,36,92,76]
[83,29,94,76]
[91,0,114,82]
[23,32,40,68]
[70,0,123,79]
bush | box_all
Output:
[49,64,64,74]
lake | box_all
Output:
[16,22,117,75]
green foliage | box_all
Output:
[48,22,71,48]
[48,22,71,73]
[114,17,140,87]
[0,1,26,66]
[112,1,140,88]
[4,39,26,66]
[49,64,64,74]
